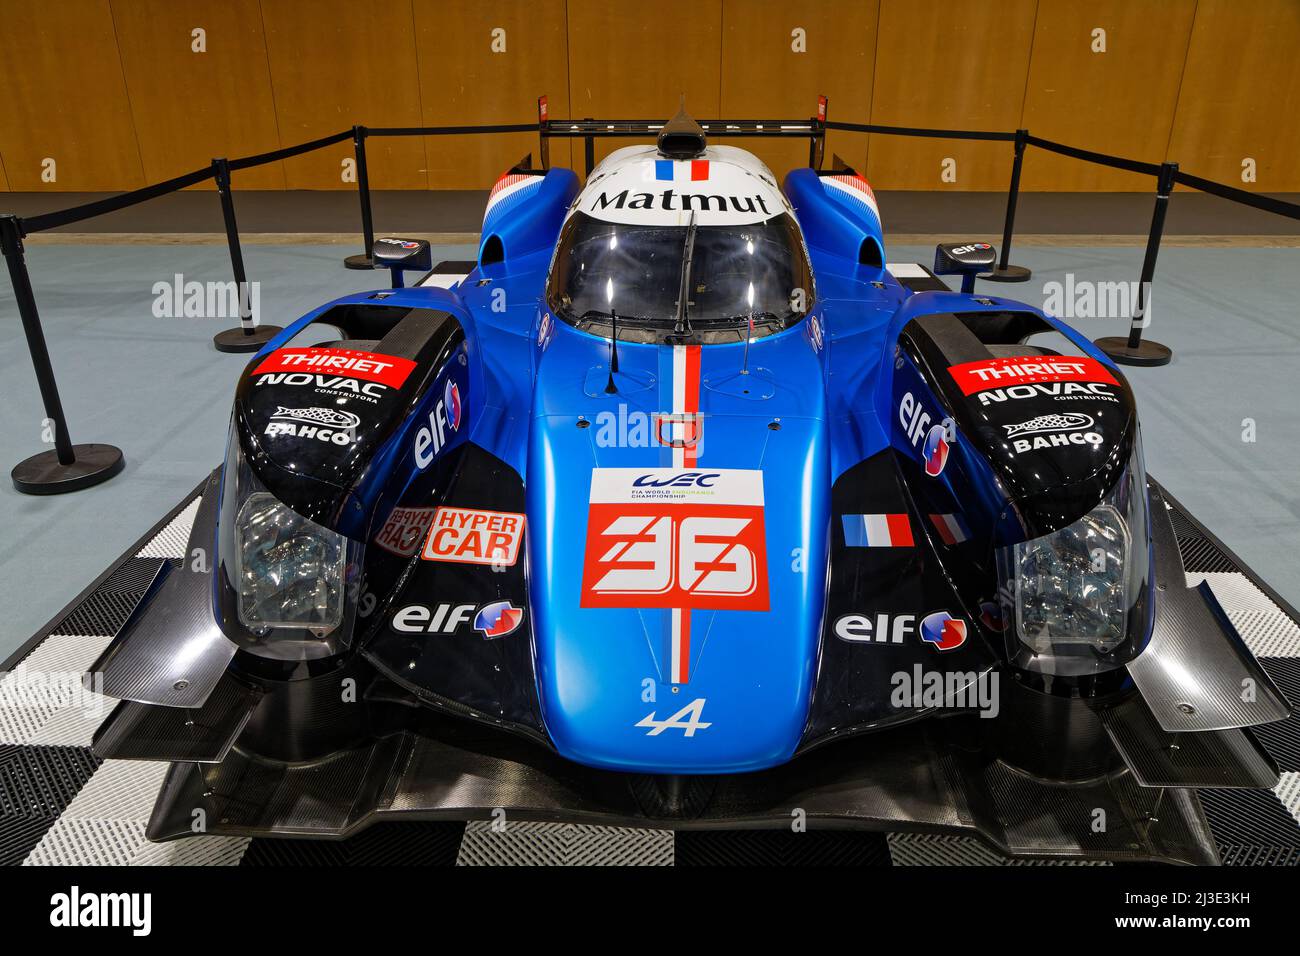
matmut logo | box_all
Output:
[254,347,416,389]
[947,356,1118,396]
[581,468,769,610]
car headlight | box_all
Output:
[234,492,346,634]
[216,423,366,660]
[996,440,1151,676]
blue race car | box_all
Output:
[89,108,1289,863]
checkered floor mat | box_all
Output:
[3,486,1298,866]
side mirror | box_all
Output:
[373,237,433,288]
[933,242,996,294]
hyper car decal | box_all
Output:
[421,506,525,566]
[253,347,416,390]
[947,356,1118,397]
[842,513,913,548]
[373,506,434,557]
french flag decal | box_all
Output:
[842,514,914,548]
[653,160,711,182]
[928,513,970,546]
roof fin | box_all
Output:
[657,96,707,160]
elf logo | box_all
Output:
[414,376,464,469]
[899,391,955,478]
[834,611,968,651]
[391,601,523,639]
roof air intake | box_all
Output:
[657,99,707,160]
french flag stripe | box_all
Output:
[691,160,710,181]
[842,514,913,547]
[671,608,690,684]
[929,513,970,545]
[655,159,674,181]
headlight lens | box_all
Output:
[997,440,1150,676]
[1011,502,1130,654]
[235,492,346,634]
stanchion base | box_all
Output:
[1094,336,1173,367]
[12,443,125,495]
[980,264,1032,283]
[213,325,283,354]
[344,254,374,270]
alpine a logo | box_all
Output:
[1003,413,1094,438]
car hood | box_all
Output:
[526,321,829,772]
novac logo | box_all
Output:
[414,372,464,469]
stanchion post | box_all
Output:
[584,120,595,177]
[1,214,124,493]
[1095,161,1176,367]
[212,157,282,353]
[984,128,1032,283]
[344,126,375,270]
[537,95,550,169]
[810,95,828,170]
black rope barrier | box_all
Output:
[4,104,1299,493]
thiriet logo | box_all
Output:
[49,886,151,936]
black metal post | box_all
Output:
[212,157,282,353]
[810,95,828,170]
[984,128,1032,282]
[537,95,550,169]
[1095,161,1176,367]
[584,120,595,177]
[344,126,376,270]
[1,214,124,493]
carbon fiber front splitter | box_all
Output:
[142,708,1220,865]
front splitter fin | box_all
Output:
[144,714,1217,864]
[1128,482,1291,732]
[84,469,236,709]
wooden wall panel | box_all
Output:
[0,156,9,191]
[566,0,723,172]
[720,0,878,180]
[111,0,284,189]
[1167,0,1300,192]
[867,0,1037,190]
[0,1,144,191]
[1021,0,1196,191]
[414,0,570,189]
[261,0,427,189]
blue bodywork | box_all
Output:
[246,162,1137,775]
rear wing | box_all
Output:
[535,94,829,174]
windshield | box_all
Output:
[546,211,814,344]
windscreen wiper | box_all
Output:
[674,211,698,337]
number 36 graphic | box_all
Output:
[580,505,770,611]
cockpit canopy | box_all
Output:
[545,146,815,345]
